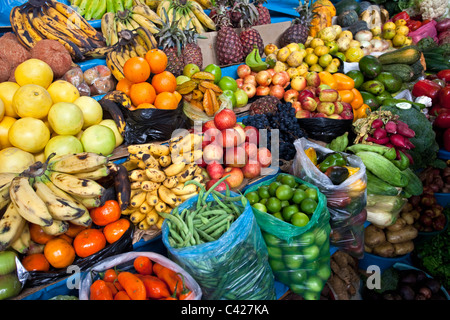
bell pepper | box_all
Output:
[343,166,360,176]
[437,69,450,82]
[438,85,450,108]
[305,147,317,165]
[325,166,349,185]
[407,20,422,32]
[434,113,450,129]
[318,152,347,172]
[444,128,450,152]
[318,71,338,90]
[412,79,442,102]
[393,11,410,23]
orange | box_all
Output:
[30,223,55,245]
[21,253,50,272]
[151,71,177,94]
[56,233,74,245]
[173,91,182,104]
[123,57,151,83]
[154,92,178,110]
[44,238,76,269]
[137,103,156,109]
[145,49,168,74]
[116,78,134,95]
[90,200,121,227]
[129,82,156,107]
[65,223,88,238]
[73,228,106,258]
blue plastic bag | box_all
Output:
[161,191,276,300]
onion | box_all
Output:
[355,30,373,42]
[370,39,384,52]
[436,18,450,33]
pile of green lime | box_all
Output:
[245,174,318,227]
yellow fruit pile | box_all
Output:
[379,21,413,48]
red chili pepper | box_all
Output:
[434,113,450,129]
[444,128,450,152]
[407,20,422,32]
[393,11,410,22]
[412,79,443,102]
[437,69,450,83]
[439,85,450,108]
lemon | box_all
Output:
[309,64,323,72]
[345,47,364,62]
[371,27,382,37]
[296,63,309,76]
[331,58,341,67]
[382,29,396,40]
[286,43,300,53]
[325,63,339,73]
[297,48,307,58]
[318,27,337,42]
[286,67,300,79]
[338,30,353,40]
[383,22,396,30]
[310,38,325,49]
[395,19,407,27]
[304,53,319,66]
[314,45,329,56]
[396,26,410,36]
[392,34,406,47]
[319,54,333,68]
[286,51,304,67]
[277,47,291,62]
[305,47,315,55]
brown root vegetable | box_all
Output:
[386,225,418,244]
[410,210,421,220]
[372,241,395,257]
[0,32,31,68]
[31,39,72,78]
[0,56,11,82]
[365,224,386,247]
[386,217,407,232]
[393,241,414,256]
[402,203,413,213]
[401,212,415,225]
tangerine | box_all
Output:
[21,253,50,272]
[73,228,106,258]
[173,91,182,103]
[64,223,88,238]
[136,103,156,109]
[129,82,156,107]
[30,223,55,245]
[90,200,121,226]
[154,92,178,110]
[123,57,151,83]
[151,71,177,94]
[145,49,168,74]
[44,238,76,269]
[116,78,134,95]
[103,218,130,244]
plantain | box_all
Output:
[9,5,40,50]
[130,12,160,34]
[106,50,125,81]
[135,26,158,50]
[98,95,127,135]
[109,163,131,211]
[189,0,216,30]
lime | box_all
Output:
[268,181,282,196]
[317,264,331,281]
[298,183,308,190]
[259,198,268,206]
[290,269,307,284]
[282,204,299,222]
[291,212,310,227]
[218,76,238,92]
[272,212,284,220]
[305,187,318,201]
[319,53,333,68]
[183,63,200,78]
[268,258,285,272]
[258,185,270,199]
[300,198,317,215]
[280,174,296,188]
[292,189,307,204]
[276,185,294,201]
[297,231,315,246]
[245,191,260,205]
[283,254,303,269]
[276,174,285,182]
[306,275,324,292]
[262,232,281,246]
[267,246,283,260]
[222,89,237,108]
[204,64,222,84]
[303,245,320,261]
[280,200,290,208]
[266,197,282,213]
[252,202,267,212]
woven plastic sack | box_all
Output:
[292,138,367,258]
[244,174,331,300]
[78,251,202,300]
[161,191,276,300]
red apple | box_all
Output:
[206,179,229,191]
[197,157,207,168]
[203,127,221,146]
[334,101,344,114]
[242,82,256,98]
[244,141,259,162]
[243,74,257,87]
[319,89,339,102]
[314,112,327,118]
[284,89,299,103]
[306,71,321,87]
[236,78,244,89]
[222,128,243,148]
[266,68,276,77]
[224,146,247,167]
[258,147,272,168]
[298,89,314,102]
[222,167,244,189]
[237,64,252,79]
[202,120,216,132]
[241,162,261,179]
[255,70,272,86]
[292,101,302,112]
[272,72,288,87]
[304,86,317,97]
[291,76,307,91]
[203,142,224,164]
[295,110,311,118]
[317,102,335,115]
[214,108,236,130]
[327,114,342,119]
[340,109,354,120]
[256,85,270,96]
[269,84,285,100]
[244,126,259,145]
[300,96,317,112]
[233,124,246,146]
[206,161,225,180]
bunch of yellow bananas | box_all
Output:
[0,153,128,254]
[10,0,109,62]
[157,0,216,34]
[122,133,205,231]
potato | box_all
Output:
[373,242,395,257]
[386,217,406,232]
[386,225,418,244]
[401,212,415,225]
[393,241,414,256]
[365,224,386,248]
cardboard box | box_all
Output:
[197,21,292,67]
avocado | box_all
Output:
[346,70,364,89]
[375,72,403,93]
[360,80,385,96]
[360,91,379,110]
[358,55,382,79]
[375,91,393,106]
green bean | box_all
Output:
[197,213,230,231]
[197,209,229,217]
[201,174,231,205]
[196,228,216,242]
[158,211,189,237]
[180,208,189,221]
[203,215,234,235]
[211,193,235,213]
[196,188,204,209]
[186,211,196,246]
[209,224,230,239]
[169,227,184,247]
[184,179,206,192]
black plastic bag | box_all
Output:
[24,220,134,288]
[297,118,353,143]
[123,102,190,144]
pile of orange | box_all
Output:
[115,49,181,110]
[21,200,130,272]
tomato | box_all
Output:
[300,198,318,215]
[283,254,303,269]
[266,197,282,213]
[282,204,299,221]
[257,185,270,199]
[73,228,106,258]
[245,191,259,205]
[268,181,282,196]
[252,202,267,212]
[291,212,310,227]
[276,185,294,201]
[279,175,296,188]
[291,189,307,204]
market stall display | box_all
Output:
[0,0,450,302]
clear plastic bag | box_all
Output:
[244,175,331,300]
[78,251,202,300]
[292,138,367,258]
[161,191,276,300]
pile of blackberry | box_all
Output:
[243,102,307,161]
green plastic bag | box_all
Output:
[244,174,331,300]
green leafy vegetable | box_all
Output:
[416,37,438,52]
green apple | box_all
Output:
[218,76,238,92]
[44,135,84,160]
[183,63,200,78]
[234,88,248,108]
[222,89,237,108]
[204,64,222,84]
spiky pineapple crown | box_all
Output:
[156,8,187,55]
[232,0,259,28]
[292,0,316,26]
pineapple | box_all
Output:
[233,0,264,57]
[215,3,244,65]
[280,0,317,47]
[254,0,271,25]
[182,23,203,69]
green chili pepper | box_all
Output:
[390,151,410,171]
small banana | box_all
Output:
[171,183,199,196]
[106,50,125,81]
[141,181,160,192]
[130,191,147,208]
[146,192,159,206]
[42,219,69,236]
[163,176,179,189]
[49,172,105,199]
[163,162,186,177]
[130,210,147,224]
[10,6,41,50]
[0,202,27,251]
[135,26,158,51]
[73,165,110,180]
[145,209,159,226]
[139,200,152,214]
[101,12,118,46]
[72,195,102,209]
[10,222,30,254]
[189,0,216,30]
[157,185,178,207]
[0,173,16,211]
[129,169,148,182]
[138,217,151,230]
[132,4,163,25]
[145,168,166,183]
[176,165,198,183]
[48,152,108,174]
[10,176,53,227]
[177,191,199,202]
[186,9,206,34]
[154,199,167,212]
